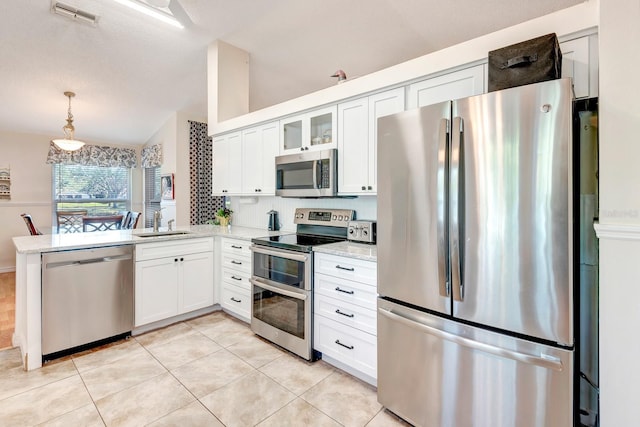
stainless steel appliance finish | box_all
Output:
[42,245,134,356]
[378,298,573,427]
[275,149,337,197]
[347,220,377,244]
[250,208,353,360]
[250,245,312,360]
[377,79,575,426]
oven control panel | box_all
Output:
[294,208,355,227]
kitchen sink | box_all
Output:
[135,230,192,238]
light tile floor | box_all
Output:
[0,311,411,426]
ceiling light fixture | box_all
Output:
[51,91,86,152]
[111,0,184,29]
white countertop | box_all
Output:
[314,240,377,262]
[12,224,281,254]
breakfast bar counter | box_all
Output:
[12,225,282,371]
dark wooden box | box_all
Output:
[488,33,562,92]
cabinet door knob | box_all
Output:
[361,186,366,190]
[367,186,372,190]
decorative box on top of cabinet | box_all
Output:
[219,237,252,322]
[134,238,214,327]
[338,87,405,195]
[313,252,378,386]
[280,105,337,155]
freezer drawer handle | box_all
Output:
[378,307,564,371]
[335,309,355,318]
[335,287,354,295]
[335,340,354,350]
[335,265,355,272]
[230,297,242,303]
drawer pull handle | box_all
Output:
[335,287,354,295]
[231,275,242,281]
[335,309,354,318]
[230,297,242,303]
[231,245,242,249]
[335,265,355,272]
[231,260,242,265]
[335,340,354,350]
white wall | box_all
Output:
[597,1,640,425]
[0,131,142,272]
[228,195,377,232]
[143,111,207,228]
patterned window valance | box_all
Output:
[46,142,138,168]
[141,144,163,168]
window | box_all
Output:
[52,164,131,230]
[144,166,161,228]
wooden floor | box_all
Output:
[0,272,15,350]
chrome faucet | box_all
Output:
[153,209,162,232]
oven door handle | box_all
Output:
[250,245,309,263]
[250,278,308,301]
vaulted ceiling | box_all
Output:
[0,0,582,145]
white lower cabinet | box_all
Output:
[219,238,252,322]
[135,238,214,327]
[313,252,377,384]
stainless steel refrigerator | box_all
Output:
[377,78,576,427]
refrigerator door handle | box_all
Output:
[437,117,450,297]
[450,117,464,301]
[378,307,564,371]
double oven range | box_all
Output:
[250,208,355,360]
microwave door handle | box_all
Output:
[312,160,319,189]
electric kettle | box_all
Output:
[267,210,279,231]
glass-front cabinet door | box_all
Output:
[280,105,337,154]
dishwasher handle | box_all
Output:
[45,253,132,269]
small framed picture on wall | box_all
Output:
[161,173,174,200]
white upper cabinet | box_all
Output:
[241,121,279,195]
[280,105,337,154]
[338,88,405,195]
[560,36,596,99]
[212,132,242,195]
[407,64,485,109]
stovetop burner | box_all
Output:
[252,233,346,253]
[251,208,355,253]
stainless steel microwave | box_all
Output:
[275,149,337,197]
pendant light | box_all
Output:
[51,91,85,151]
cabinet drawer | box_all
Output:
[221,253,251,274]
[315,294,377,335]
[221,284,251,321]
[222,268,251,291]
[313,314,377,380]
[314,253,376,286]
[314,273,377,310]
[136,237,213,261]
[221,238,252,257]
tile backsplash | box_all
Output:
[228,196,377,232]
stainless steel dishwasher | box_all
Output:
[42,245,134,356]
